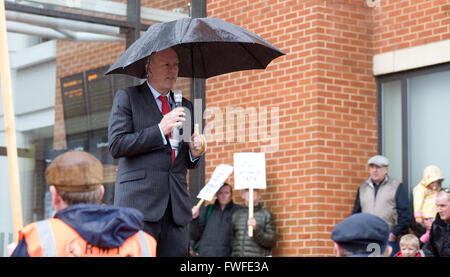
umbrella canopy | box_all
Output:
[106,17,285,79]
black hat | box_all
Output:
[331,213,389,255]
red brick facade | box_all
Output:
[205,0,449,256]
[51,0,449,256]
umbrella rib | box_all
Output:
[190,44,195,77]
[198,42,209,78]
[182,19,197,77]
[238,42,266,69]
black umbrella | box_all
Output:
[105,17,285,79]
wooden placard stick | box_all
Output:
[195,199,204,209]
[0,0,23,242]
[248,187,254,237]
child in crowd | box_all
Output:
[395,234,421,257]
[413,165,444,244]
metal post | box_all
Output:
[126,0,141,86]
[189,0,207,205]
[126,0,141,48]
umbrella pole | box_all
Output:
[0,0,23,243]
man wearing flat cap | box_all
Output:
[332,213,392,257]
[352,155,411,256]
[10,150,156,257]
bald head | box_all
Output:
[436,189,450,223]
[147,47,179,95]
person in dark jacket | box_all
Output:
[422,188,450,257]
[190,183,241,256]
[9,150,156,257]
[231,189,277,257]
[108,47,205,257]
[352,155,412,256]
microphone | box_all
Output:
[173,90,183,136]
[174,90,182,108]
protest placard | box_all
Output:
[234,152,266,190]
[195,164,233,207]
[233,153,266,237]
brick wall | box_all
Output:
[206,0,449,257]
[373,0,450,54]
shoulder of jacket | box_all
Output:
[385,177,401,188]
[413,183,426,192]
[22,218,58,232]
[260,208,274,218]
[359,179,372,188]
[232,208,248,219]
[115,84,146,98]
[20,221,40,236]
[20,218,69,243]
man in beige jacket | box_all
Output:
[352,155,411,256]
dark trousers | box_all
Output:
[143,201,189,257]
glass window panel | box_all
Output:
[6,0,190,24]
[408,69,450,190]
[381,80,402,183]
[6,0,128,21]
[0,155,14,257]
[140,0,189,25]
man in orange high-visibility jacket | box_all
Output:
[10,150,156,257]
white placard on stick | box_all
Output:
[233,152,266,190]
[197,164,233,201]
[233,152,266,237]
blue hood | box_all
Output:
[54,204,144,248]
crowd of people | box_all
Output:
[189,154,449,258]
[190,184,277,257]
[333,155,449,257]
[6,47,449,257]
[8,149,449,257]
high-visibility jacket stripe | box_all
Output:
[34,220,57,257]
[138,231,150,257]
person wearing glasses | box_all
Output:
[422,188,450,257]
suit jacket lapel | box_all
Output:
[139,82,177,152]
[139,82,163,121]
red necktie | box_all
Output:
[158,95,175,164]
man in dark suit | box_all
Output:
[108,47,206,257]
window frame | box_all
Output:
[376,62,450,190]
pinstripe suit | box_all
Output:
[108,82,199,256]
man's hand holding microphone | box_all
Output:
[158,90,206,159]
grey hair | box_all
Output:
[145,53,155,79]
